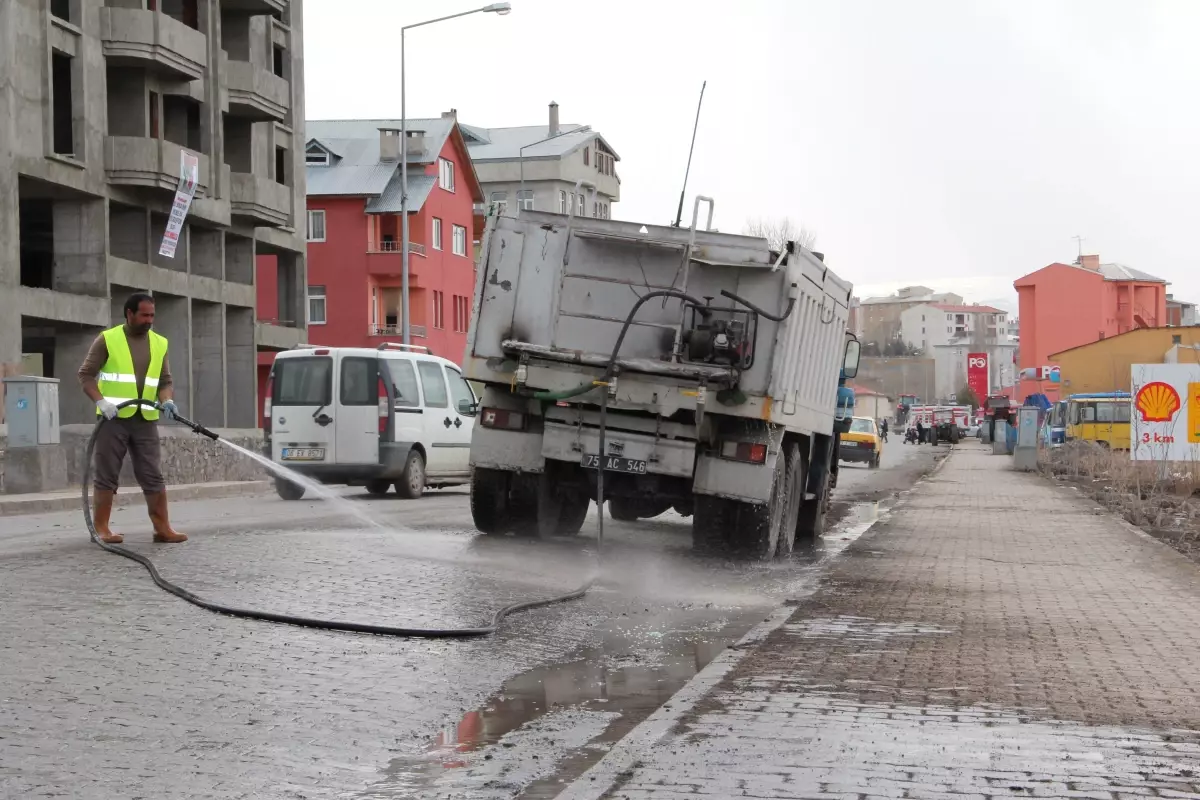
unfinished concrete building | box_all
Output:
[0,0,307,429]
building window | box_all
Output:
[488,191,507,213]
[576,194,584,216]
[51,0,73,22]
[584,146,590,166]
[432,217,443,250]
[1173,334,1183,345]
[306,210,326,242]
[517,189,534,211]
[433,290,445,329]
[273,45,286,79]
[438,158,455,192]
[452,295,470,333]
[51,51,74,156]
[308,286,327,325]
[452,224,467,256]
[305,145,329,166]
[274,146,289,186]
[559,190,568,213]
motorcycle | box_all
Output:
[904,428,919,445]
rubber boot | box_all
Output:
[92,489,123,544]
[147,491,188,543]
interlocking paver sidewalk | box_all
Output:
[560,442,1200,799]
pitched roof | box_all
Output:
[928,303,1006,314]
[1015,261,1167,287]
[304,117,483,208]
[462,123,621,162]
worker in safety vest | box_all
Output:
[77,292,187,544]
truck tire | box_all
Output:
[731,448,789,560]
[558,495,591,535]
[692,494,734,555]
[776,443,805,557]
[395,451,425,499]
[607,496,641,522]
[274,477,305,501]
[797,469,829,543]
[365,479,391,496]
[471,466,511,534]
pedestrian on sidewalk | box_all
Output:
[78,293,188,545]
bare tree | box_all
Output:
[743,217,817,252]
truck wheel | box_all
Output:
[732,448,788,560]
[274,477,305,501]
[365,479,391,496]
[558,495,591,535]
[607,496,641,522]
[692,494,733,554]
[776,443,804,557]
[471,467,511,534]
[797,470,829,543]
[395,451,425,499]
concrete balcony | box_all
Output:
[230,173,293,228]
[226,59,290,122]
[105,136,210,194]
[222,0,287,15]
[256,320,306,352]
[366,244,424,280]
[100,7,207,81]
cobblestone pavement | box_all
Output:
[560,442,1200,799]
[0,445,936,800]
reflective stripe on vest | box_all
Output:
[97,326,168,419]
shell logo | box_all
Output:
[1135,381,1181,423]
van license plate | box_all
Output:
[282,448,325,461]
[581,454,647,474]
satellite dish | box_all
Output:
[638,226,649,234]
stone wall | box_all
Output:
[0,425,265,493]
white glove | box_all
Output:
[97,399,119,420]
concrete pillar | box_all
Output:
[225,306,255,427]
[51,199,107,296]
[108,203,148,263]
[276,251,305,329]
[225,233,253,285]
[190,226,222,279]
[153,294,191,417]
[55,328,103,425]
[190,300,225,426]
[0,1,22,418]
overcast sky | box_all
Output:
[304,1,1200,317]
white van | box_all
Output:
[264,344,477,499]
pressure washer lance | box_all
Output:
[82,399,586,638]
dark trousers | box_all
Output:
[93,416,165,493]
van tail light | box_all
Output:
[480,407,526,431]
[720,440,767,464]
[377,376,389,433]
[263,376,273,434]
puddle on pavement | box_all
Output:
[354,609,763,799]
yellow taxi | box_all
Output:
[839,416,882,469]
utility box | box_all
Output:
[3,376,61,447]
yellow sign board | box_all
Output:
[1190,382,1200,444]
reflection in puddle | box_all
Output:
[355,613,760,798]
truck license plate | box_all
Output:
[581,454,647,474]
[282,447,325,461]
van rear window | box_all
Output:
[340,357,379,406]
[273,357,332,406]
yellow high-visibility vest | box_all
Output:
[96,326,168,420]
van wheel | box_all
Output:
[365,479,391,496]
[395,451,425,499]
[274,477,305,501]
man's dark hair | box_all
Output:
[123,292,155,318]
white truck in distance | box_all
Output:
[462,201,859,558]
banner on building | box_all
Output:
[967,352,989,402]
[158,150,200,259]
[1130,364,1200,461]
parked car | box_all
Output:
[264,344,477,500]
[839,416,882,469]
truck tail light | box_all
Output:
[263,376,273,434]
[480,407,526,431]
[377,376,389,433]
[720,441,767,464]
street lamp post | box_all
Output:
[518,125,590,216]
[401,3,511,345]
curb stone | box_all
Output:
[0,481,272,517]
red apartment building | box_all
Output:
[256,115,484,412]
[1013,254,1167,400]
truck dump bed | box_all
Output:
[465,209,852,434]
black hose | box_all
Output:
[83,400,589,638]
[719,289,796,322]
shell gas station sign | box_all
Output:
[1130,364,1200,461]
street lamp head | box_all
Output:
[483,2,512,14]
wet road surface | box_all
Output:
[0,443,935,799]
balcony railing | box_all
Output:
[370,324,427,338]
[368,241,425,256]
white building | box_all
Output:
[900,303,1016,401]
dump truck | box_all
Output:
[462,200,859,558]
